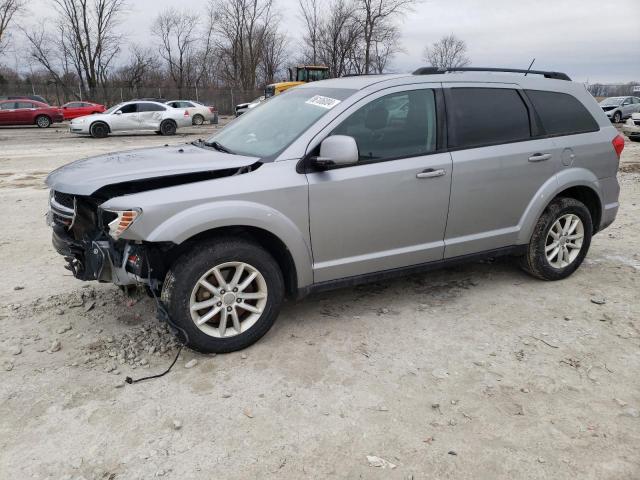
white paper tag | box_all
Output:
[305,95,341,109]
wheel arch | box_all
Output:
[517,169,604,244]
[90,120,111,133]
[138,200,314,293]
[169,225,299,298]
[34,114,52,125]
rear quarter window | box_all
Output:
[525,90,599,136]
[447,88,531,149]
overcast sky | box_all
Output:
[8,0,640,83]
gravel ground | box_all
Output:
[0,122,639,479]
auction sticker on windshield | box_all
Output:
[305,95,341,109]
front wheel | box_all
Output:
[161,238,284,353]
[160,120,177,135]
[90,122,109,138]
[520,197,592,280]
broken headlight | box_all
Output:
[105,208,141,240]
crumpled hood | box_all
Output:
[45,144,260,195]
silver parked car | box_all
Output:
[69,101,192,138]
[47,67,624,352]
[599,96,640,123]
[622,112,640,141]
[165,100,218,125]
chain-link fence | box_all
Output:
[0,83,264,115]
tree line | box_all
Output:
[0,0,473,103]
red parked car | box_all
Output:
[0,99,63,128]
[61,101,106,120]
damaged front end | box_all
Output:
[47,189,170,289]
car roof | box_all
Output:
[297,71,585,93]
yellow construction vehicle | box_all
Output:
[264,65,330,98]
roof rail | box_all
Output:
[412,67,571,81]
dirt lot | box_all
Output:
[1,123,639,480]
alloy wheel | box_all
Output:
[189,262,268,338]
[545,213,584,268]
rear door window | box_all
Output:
[138,103,166,112]
[525,90,599,136]
[447,88,531,149]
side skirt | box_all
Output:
[296,245,527,299]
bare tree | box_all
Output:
[317,0,361,77]
[115,45,160,91]
[423,33,470,69]
[23,0,125,97]
[355,0,414,74]
[259,26,288,84]
[152,8,201,95]
[299,0,321,65]
[0,0,25,55]
[210,0,276,90]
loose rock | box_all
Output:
[367,455,396,469]
[184,359,198,369]
[56,324,72,334]
[9,345,22,355]
[48,340,62,353]
[590,297,606,305]
[172,419,183,430]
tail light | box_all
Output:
[184,110,190,116]
[612,134,625,159]
[209,106,217,113]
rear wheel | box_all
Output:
[90,122,109,138]
[161,238,284,353]
[160,120,177,135]
[35,115,51,128]
[613,111,622,123]
[520,197,592,280]
[192,114,204,126]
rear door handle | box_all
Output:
[528,153,552,162]
[416,168,446,179]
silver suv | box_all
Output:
[46,67,624,353]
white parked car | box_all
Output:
[235,96,265,116]
[165,100,218,125]
[69,101,191,138]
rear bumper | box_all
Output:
[598,176,620,233]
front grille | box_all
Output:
[54,191,75,209]
[49,190,76,228]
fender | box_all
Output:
[145,200,314,288]
[517,167,604,244]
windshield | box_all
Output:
[104,103,124,114]
[207,87,355,158]
[600,97,624,106]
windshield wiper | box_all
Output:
[203,140,235,154]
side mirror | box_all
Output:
[312,135,359,169]
[115,110,122,115]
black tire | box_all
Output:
[160,120,177,135]
[613,111,622,123]
[35,115,51,128]
[90,122,109,138]
[161,238,285,353]
[520,197,593,281]
[192,114,204,126]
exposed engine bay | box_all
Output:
[47,161,261,290]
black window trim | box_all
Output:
[523,89,600,139]
[443,86,538,152]
[299,87,447,173]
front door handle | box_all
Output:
[528,153,552,162]
[416,168,446,179]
